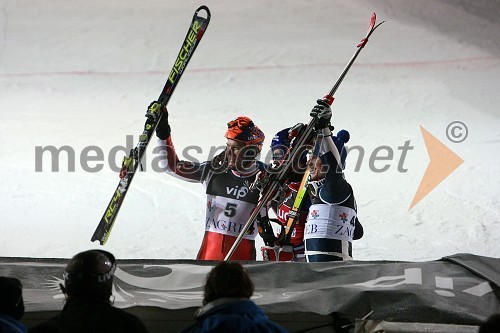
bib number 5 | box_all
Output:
[224,203,238,217]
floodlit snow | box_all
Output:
[0,0,499,261]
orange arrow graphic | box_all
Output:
[409,126,464,210]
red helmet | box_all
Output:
[225,116,265,146]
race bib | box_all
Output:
[305,204,356,242]
[205,195,257,240]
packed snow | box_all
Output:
[0,0,499,261]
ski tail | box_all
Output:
[159,6,210,106]
[91,6,211,245]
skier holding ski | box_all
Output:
[156,109,265,260]
[256,125,310,262]
[258,125,353,261]
[304,100,362,262]
[221,13,380,262]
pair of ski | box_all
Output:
[91,7,384,254]
[91,6,211,245]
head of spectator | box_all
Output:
[0,276,25,320]
[480,313,500,333]
[61,249,116,302]
[0,276,27,333]
[179,262,289,333]
[203,262,254,305]
[29,250,148,333]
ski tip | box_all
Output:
[196,5,211,20]
[369,13,376,30]
[360,12,385,46]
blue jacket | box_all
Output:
[180,298,289,333]
[0,314,27,333]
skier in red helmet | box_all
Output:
[156,109,265,260]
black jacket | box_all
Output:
[30,298,148,333]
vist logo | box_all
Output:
[225,181,251,199]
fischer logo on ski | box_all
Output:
[169,20,203,84]
[91,6,211,245]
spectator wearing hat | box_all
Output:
[180,262,289,333]
[28,250,148,333]
[0,276,27,333]
[480,313,500,333]
[156,107,266,260]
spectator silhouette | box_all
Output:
[180,262,289,333]
[28,249,148,333]
[0,276,27,333]
[480,313,500,333]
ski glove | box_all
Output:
[256,214,277,247]
[155,105,171,140]
[310,99,332,130]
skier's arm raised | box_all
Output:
[156,107,210,182]
[309,100,351,204]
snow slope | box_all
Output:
[0,0,499,260]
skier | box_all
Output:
[156,108,265,260]
[29,250,148,333]
[304,100,363,262]
[258,125,352,261]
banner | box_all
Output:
[1,253,498,325]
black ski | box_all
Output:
[91,6,211,245]
[224,13,384,260]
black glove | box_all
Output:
[310,99,332,130]
[256,214,277,247]
[353,217,364,240]
[155,104,171,140]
